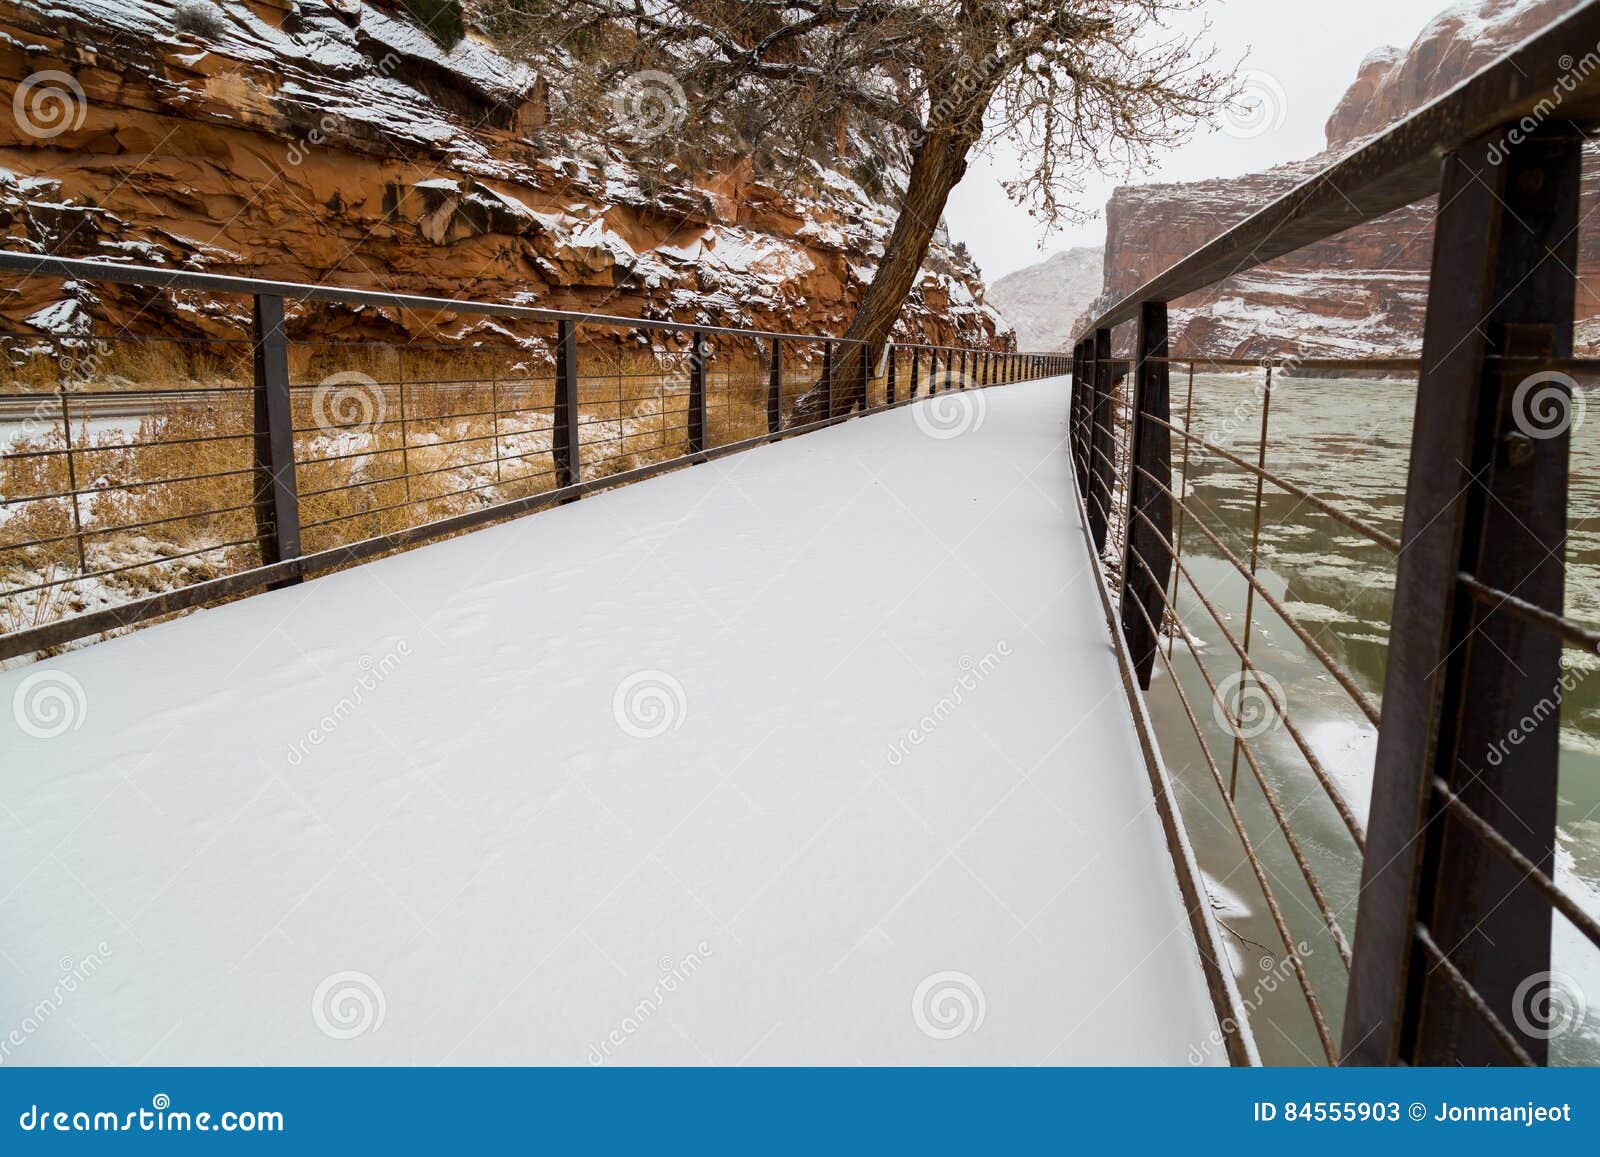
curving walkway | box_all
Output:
[0,377,1223,1065]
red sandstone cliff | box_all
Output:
[0,0,1008,352]
[1071,0,1597,359]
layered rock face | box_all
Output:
[0,0,1008,351]
[988,246,1102,352]
[1071,0,1596,359]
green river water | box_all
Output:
[1138,373,1600,1066]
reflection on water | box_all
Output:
[1142,373,1600,1065]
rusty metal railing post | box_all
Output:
[56,383,86,575]
[396,346,413,507]
[688,330,708,457]
[909,346,920,398]
[489,371,504,485]
[857,340,870,413]
[1118,302,1172,690]
[1227,365,1273,798]
[1072,341,1085,483]
[553,318,581,491]
[821,339,834,416]
[1167,361,1196,661]
[250,293,301,584]
[1343,121,1582,1066]
[1078,338,1095,496]
[886,343,896,404]
[1070,341,1086,488]
[767,336,781,439]
[1087,327,1113,552]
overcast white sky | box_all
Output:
[943,0,1465,281]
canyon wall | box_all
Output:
[1070,0,1598,359]
[0,0,1008,354]
[988,246,1102,353]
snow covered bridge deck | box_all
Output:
[2,377,1226,1065]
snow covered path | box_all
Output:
[1,378,1222,1065]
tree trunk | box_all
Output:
[791,131,973,421]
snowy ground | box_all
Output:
[0,378,1222,1065]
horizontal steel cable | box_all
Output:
[1,499,260,551]
[7,463,258,506]
[1127,542,1353,969]
[1121,579,1340,1061]
[1127,503,1367,850]
[5,536,260,597]
[1457,570,1600,656]
[1413,924,1534,1065]
[1145,413,1401,553]
[1430,776,1600,953]
[1134,463,1382,727]
[2,428,255,462]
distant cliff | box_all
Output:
[1071,0,1598,359]
[988,247,1102,352]
[0,0,1008,351]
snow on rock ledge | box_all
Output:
[0,0,1009,352]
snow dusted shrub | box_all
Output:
[401,0,466,48]
[170,1,227,40]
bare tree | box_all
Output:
[481,1,1235,417]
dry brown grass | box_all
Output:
[1,337,890,636]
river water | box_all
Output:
[1141,372,1600,1065]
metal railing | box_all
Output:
[1070,0,1600,1065]
[0,252,1066,661]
